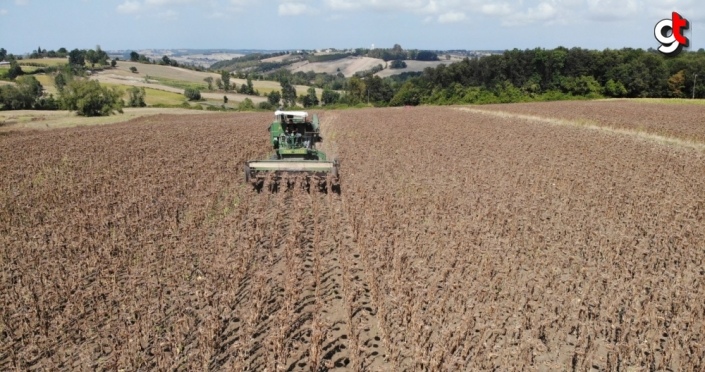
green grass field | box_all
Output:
[142,87,186,106]
[98,82,186,106]
[34,75,58,95]
[149,76,208,91]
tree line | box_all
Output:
[265,47,705,108]
[366,44,439,61]
[0,46,126,115]
[340,47,705,106]
[4,46,705,115]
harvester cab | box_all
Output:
[245,110,339,192]
[269,111,323,160]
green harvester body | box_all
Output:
[245,110,339,189]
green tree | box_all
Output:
[246,76,254,94]
[94,45,108,66]
[305,86,319,107]
[0,48,6,61]
[603,79,627,97]
[127,86,146,107]
[68,49,85,67]
[280,79,297,107]
[363,75,393,104]
[0,85,22,110]
[389,59,407,69]
[415,50,438,61]
[221,70,231,92]
[215,78,223,89]
[161,55,171,66]
[54,73,68,92]
[239,97,255,111]
[111,59,117,68]
[268,90,281,106]
[0,75,44,110]
[7,62,23,80]
[389,82,421,106]
[204,76,214,90]
[129,66,138,73]
[321,88,340,105]
[560,75,602,96]
[130,51,139,62]
[258,101,274,110]
[223,95,228,104]
[184,87,201,101]
[346,76,366,104]
[60,79,123,116]
[85,49,98,68]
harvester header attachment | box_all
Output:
[245,110,339,192]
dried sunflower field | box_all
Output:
[1,102,704,371]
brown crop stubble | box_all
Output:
[0,113,272,369]
[331,106,705,370]
[478,100,705,144]
[2,104,705,370]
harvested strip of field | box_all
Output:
[477,100,705,143]
[288,57,385,77]
[108,61,315,96]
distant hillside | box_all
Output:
[207,46,500,78]
[108,49,290,68]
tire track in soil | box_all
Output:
[320,111,390,371]
[208,171,387,370]
[335,194,390,371]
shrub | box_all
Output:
[184,87,201,101]
[127,86,146,107]
[238,98,255,111]
[258,101,274,110]
[60,79,123,116]
[389,60,407,69]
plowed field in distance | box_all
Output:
[2,101,704,371]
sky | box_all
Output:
[0,0,702,54]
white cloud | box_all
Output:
[480,3,512,16]
[324,0,453,14]
[14,0,29,5]
[106,0,697,28]
[438,11,465,23]
[279,2,309,16]
[644,0,705,22]
[0,8,7,15]
[586,0,639,21]
[502,2,559,26]
[117,0,142,14]
[117,0,226,18]
[324,0,361,11]
[316,0,698,26]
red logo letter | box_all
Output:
[672,12,689,46]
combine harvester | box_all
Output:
[245,110,340,192]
